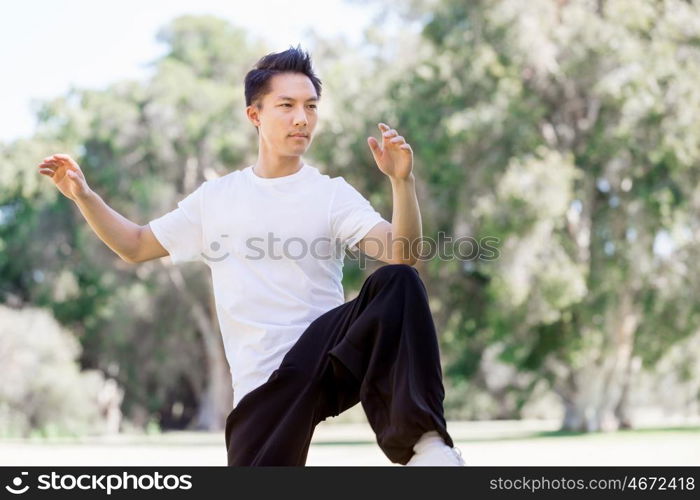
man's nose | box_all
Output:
[293,108,307,126]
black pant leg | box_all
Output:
[225,298,361,466]
[325,264,453,464]
[225,264,453,466]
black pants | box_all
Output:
[224,264,454,466]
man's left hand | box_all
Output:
[367,122,413,181]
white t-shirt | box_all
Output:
[148,163,386,408]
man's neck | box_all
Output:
[253,152,304,179]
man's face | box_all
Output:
[247,72,319,156]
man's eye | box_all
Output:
[308,104,317,109]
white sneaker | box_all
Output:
[405,444,466,466]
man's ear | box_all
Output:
[246,104,261,128]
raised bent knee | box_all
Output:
[370,263,419,282]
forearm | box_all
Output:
[389,173,422,264]
[73,189,143,262]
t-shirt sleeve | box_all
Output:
[330,178,387,251]
[148,183,206,265]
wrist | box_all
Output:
[390,173,415,187]
[74,187,96,204]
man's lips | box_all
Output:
[289,133,308,138]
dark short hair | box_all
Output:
[244,45,322,108]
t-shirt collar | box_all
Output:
[246,163,311,185]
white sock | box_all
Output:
[413,430,448,454]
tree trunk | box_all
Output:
[164,265,232,430]
[557,293,638,432]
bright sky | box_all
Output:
[0,0,383,143]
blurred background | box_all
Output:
[1,0,699,465]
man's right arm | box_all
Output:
[73,190,168,263]
[38,153,168,264]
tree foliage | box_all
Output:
[2,3,700,434]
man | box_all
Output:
[37,46,463,466]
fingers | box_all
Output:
[37,154,80,174]
[367,137,383,163]
[378,123,395,138]
[373,123,413,156]
[38,160,59,176]
[382,128,398,140]
[378,123,408,146]
[40,153,75,164]
[55,154,79,169]
[39,158,59,168]
[40,154,66,163]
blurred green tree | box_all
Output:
[3,2,700,436]
[383,0,700,430]
[1,15,266,431]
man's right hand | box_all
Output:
[38,153,91,201]
[37,152,169,263]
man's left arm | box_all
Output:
[357,123,422,266]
